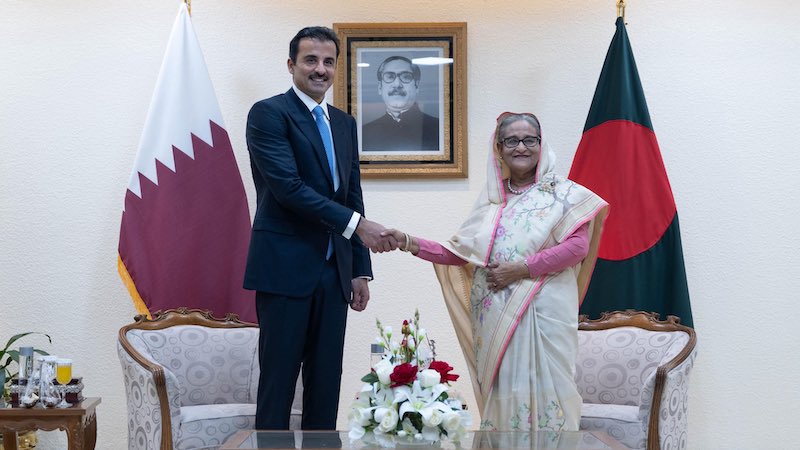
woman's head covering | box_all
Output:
[443,112,560,266]
[488,112,557,206]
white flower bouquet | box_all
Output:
[348,310,471,447]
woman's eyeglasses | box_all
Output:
[501,136,541,149]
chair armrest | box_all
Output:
[655,348,697,450]
[638,335,697,450]
[117,335,183,449]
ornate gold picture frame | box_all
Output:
[333,22,467,178]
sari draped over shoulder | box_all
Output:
[433,137,608,431]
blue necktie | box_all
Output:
[312,106,339,190]
[312,105,337,259]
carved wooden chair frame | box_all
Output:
[117,308,256,450]
[578,310,697,450]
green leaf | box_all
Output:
[361,372,379,383]
[1,332,51,390]
[406,411,423,431]
[2,332,52,355]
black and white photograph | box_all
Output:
[357,49,443,155]
[333,23,468,178]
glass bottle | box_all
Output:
[39,355,59,407]
[18,346,34,381]
[370,343,385,368]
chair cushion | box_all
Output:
[180,403,257,423]
[581,403,639,423]
[580,408,646,449]
[176,412,257,450]
[179,404,303,423]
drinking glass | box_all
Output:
[55,359,72,408]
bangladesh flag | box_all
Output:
[569,17,693,327]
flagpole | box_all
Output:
[616,0,625,19]
[184,0,191,16]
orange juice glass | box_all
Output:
[56,359,72,385]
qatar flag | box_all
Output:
[569,17,693,327]
[118,3,254,322]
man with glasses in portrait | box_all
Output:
[361,56,439,152]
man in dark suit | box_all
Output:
[244,26,393,430]
[361,56,440,151]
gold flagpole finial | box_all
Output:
[616,0,626,20]
[184,0,191,16]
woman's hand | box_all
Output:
[381,229,405,249]
[486,261,529,291]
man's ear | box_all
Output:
[287,58,294,74]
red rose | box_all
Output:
[429,360,460,384]
[390,363,418,387]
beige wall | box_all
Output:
[1,0,798,448]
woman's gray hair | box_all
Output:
[496,113,541,141]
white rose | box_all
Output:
[348,425,366,440]
[418,369,441,388]
[348,406,372,427]
[374,406,399,433]
[373,359,394,385]
[401,417,417,436]
[441,411,462,432]
[421,407,444,427]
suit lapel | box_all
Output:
[329,108,352,192]
[284,89,334,188]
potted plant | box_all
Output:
[1,332,50,449]
[1,332,51,399]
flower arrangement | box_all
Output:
[348,310,471,447]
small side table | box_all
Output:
[0,397,100,450]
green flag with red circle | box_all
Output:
[569,17,693,327]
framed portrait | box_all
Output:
[333,22,467,178]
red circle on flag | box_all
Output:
[569,120,676,260]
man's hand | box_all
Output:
[486,261,529,291]
[381,229,417,254]
[350,278,370,311]
[356,218,398,253]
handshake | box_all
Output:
[355,217,414,253]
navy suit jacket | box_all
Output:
[243,88,372,302]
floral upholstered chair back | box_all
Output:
[124,324,259,406]
[575,326,689,406]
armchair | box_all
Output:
[576,310,697,450]
[117,308,301,450]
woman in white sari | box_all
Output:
[385,112,608,431]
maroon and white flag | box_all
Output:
[118,3,254,322]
